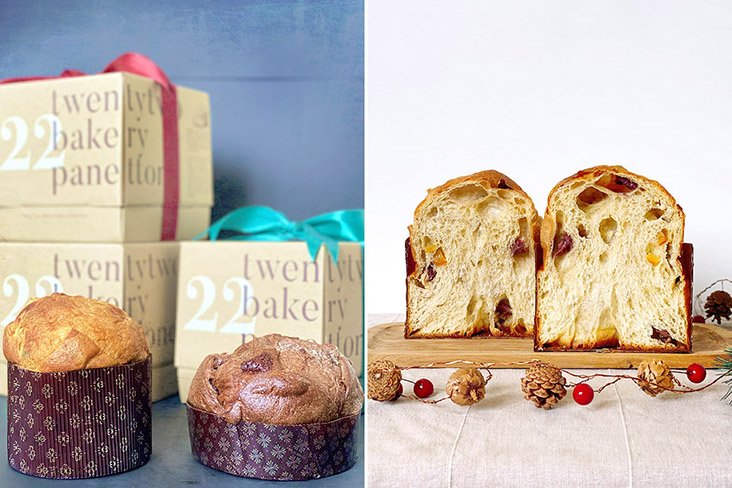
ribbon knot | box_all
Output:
[286,221,300,235]
[195,206,364,263]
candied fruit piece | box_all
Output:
[405,238,417,276]
[656,230,669,246]
[433,247,447,266]
[644,208,664,220]
[646,254,660,266]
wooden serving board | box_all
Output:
[368,322,732,369]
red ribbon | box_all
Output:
[1,53,180,241]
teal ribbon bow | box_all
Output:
[195,206,364,263]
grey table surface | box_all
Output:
[0,396,364,487]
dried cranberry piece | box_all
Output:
[241,352,274,373]
[425,264,437,281]
[553,233,573,257]
[495,298,513,324]
[614,176,638,191]
[497,179,511,189]
[511,238,528,256]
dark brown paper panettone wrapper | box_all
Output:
[186,404,358,480]
[6,357,152,479]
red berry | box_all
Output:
[391,383,403,401]
[686,363,706,383]
[573,383,594,405]
[414,379,434,398]
[692,315,705,323]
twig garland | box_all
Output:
[562,368,728,393]
[400,395,450,405]
[367,358,732,408]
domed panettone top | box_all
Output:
[188,334,363,425]
[3,293,149,372]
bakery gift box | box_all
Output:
[175,241,364,401]
[0,54,213,242]
[0,242,178,401]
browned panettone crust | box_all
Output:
[187,334,363,425]
[3,293,150,372]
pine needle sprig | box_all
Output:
[714,346,732,404]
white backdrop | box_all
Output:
[366,1,732,314]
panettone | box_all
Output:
[3,293,149,372]
[535,166,692,351]
[187,334,363,425]
[4,293,153,479]
[405,170,541,338]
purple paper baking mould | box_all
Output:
[186,404,358,481]
[6,357,152,479]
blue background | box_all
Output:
[0,0,364,221]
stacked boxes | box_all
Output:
[0,71,213,400]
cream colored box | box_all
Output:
[175,241,363,402]
[0,72,213,241]
[0,242,179,401]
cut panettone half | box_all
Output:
[535,166,692,352]
[405,170,541,338]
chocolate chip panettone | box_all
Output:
[3,293,149,372]
[187,334,363,425]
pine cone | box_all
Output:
[705,290,732,325]
[367,360,402,401]
[446,368,486,406]
[521,362,567,409]
[637,359,675,397]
